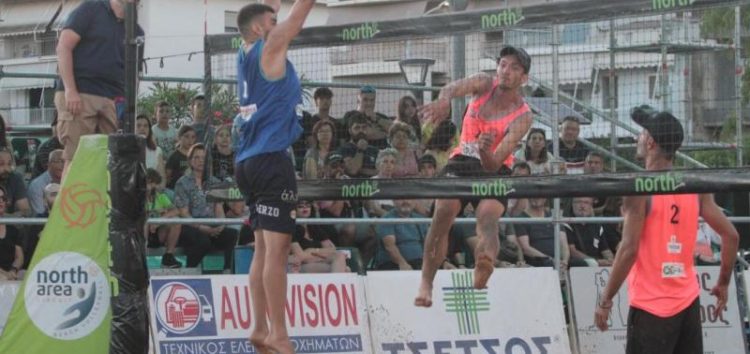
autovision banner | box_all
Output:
[365,269,570,354]
[569,266,745,354]
[0,135,113,353]
[148,274,371,354]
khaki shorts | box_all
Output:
[54,91,118,160]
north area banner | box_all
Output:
[0,135,113,353]
[569,266,745,354]
[365,268,571,354]
[148,274,371,354]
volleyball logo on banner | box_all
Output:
[441,271,490,335]
[153,279,217,338]
[59,183,106,229]
[24,252,109,340]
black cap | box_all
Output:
[418,154,437,167]
[631,105,684,154]
[498,46,531,74]
[326,153,344,165]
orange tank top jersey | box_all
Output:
[451,81,530,168]
[627,194,700,317]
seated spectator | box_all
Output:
[373,199,427,270]
[549,116,588,174]
[289,200,348,273]
[211,125,235,181]
[152,100,178,159]
[513,128,556,175]
[136,115,166,186]
[28,149,63,216]
[343,86,392,149]
[0,186,23,280]
[303,120,337,180]
[303,87,346,148]
[225,200,252,246]
[414,154,437,215]
[423,119,457,172]
[601,196,623,253]
[564,197,614,266]
[506,162,531,217]
[337,112,378,178]
[145,168,182,268]
[174,144,238,269]
[583,152,609,215]
[395,96,421,143]
[32,114,64,179]
[166,125,197,190]
[0,148,31,217]
[365,148,397,217]
[41,183,59,216]
[516,197,585,268]
[316,153,374,262]
[24,183,59,269]
[388,122,420,178]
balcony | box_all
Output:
[0,107,56,127]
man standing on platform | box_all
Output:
[55,0,143,180]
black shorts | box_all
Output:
[236,151,298,235]
[626,298,702,354]
[439,155,512,212]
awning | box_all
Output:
[0,62,57,90]
[0,24,52,38]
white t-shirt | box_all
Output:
[152,124,177,158]
[145,146,164,171]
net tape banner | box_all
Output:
[207,168,750,202]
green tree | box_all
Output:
[701,6,750,103]
[138,82,199,125]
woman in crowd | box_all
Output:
[174,143,238,270]
[388,122,419,178]
[211,124,235,181]
[395,96,421,143]
[136,114,166,186]
[289,200,348,273]
[513,128,556,175]
[303,120,337,180]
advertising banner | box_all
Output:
[149,273,371,354]
[365,268,570,354]
[0,135,113,353]
[570,266,745,354]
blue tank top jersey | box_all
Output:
[235,40,303,164]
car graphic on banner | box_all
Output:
[152,279,217,338]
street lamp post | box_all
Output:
[398,58,435,104]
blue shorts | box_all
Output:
[236,151,298,235]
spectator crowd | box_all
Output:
[9,84,732,278]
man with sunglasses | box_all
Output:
[415,46,533,307]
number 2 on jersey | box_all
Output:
[670,204,680,224]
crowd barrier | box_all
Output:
[1,267,748,353]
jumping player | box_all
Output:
[234,1,316,353]
[415,46,533,307]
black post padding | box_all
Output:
[123,1,138,134]
[108,134,148,354]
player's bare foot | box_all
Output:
[265,334,295,354]
[474,254,494,289]
[414,282,433,307]
[249,331,272,354]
